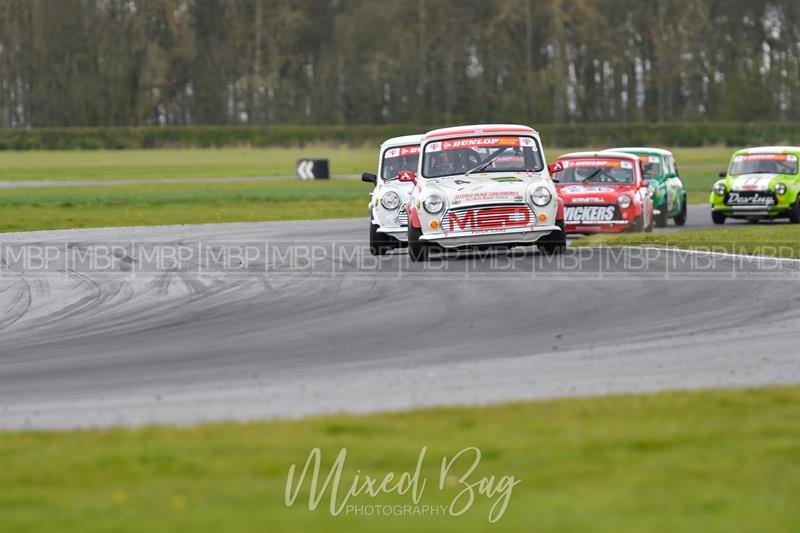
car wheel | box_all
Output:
[673,196,687,226]
[538,221,567,255]
[711,211,726,225]
[369,222,391,256]
[789,197,800,224]
[407,225,429,262]
[645,210,655,233]
[629,214,644,232]
[654,202,669,227]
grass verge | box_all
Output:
[574,224,800,258]
[1,387,798,532]
[0,148,377,181]
[0,146,730,197]
[0,146,733,233]
[0,181,368,232]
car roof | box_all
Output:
[557,150,641,162]
[422,124,538,141]
[381,134,423,148]
[605,147,673,157]
[735,146,800,155]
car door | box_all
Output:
[663,154,681,215]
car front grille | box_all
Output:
[396,205,409,226]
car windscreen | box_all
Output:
[381,145,420,180]
[555,159,636,184]
[730,154,798,175]
[638,155,662,179]
[421,136,543,178]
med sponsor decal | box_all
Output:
[445,206,531,232]
[564,205,617,223]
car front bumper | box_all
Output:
[565,220,634,234]
[376,226,408,241]
[420,225,561,248]
[711,205,789,218]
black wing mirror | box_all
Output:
[361,172,377,184]
[718,171,727,178]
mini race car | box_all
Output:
[552,151,654,234]
[605,147,687,227]
[405,124,565,261]
[362,134,423,255]
[710,146,800,224]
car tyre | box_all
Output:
[654,201,669,227]
[789,197,800,224]
[711,211,726,225]
[673,195,687,226]
[369,222,391,256]
[407,225,429,262]
[629,214,644,232]
[538,221,567,255]
[645,211,655,233]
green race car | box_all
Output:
[710,146,800,224]
[606,147,687,227]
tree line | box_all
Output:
[1,0,799,128]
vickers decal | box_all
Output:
[564,205,617,223]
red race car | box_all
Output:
[549,151,654,234]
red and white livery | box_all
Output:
[406,124,565,261]
[552,151,654,234]
[362,134,423,255]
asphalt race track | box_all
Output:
[2,204,800,429]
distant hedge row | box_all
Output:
[1,122,799,150]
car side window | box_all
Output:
[667,155,676,176]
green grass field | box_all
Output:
[0,147,377,181]
[0,146,732,232]
[575,225,800,258]
[1,387,798,533]
[0,146,731,189]
[0,181,367,233]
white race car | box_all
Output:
[362,134,423,255]
[406,125,565,261]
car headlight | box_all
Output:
[618,194,632,209]
[423,194,445,214]
[530,186,552,207]
[380,191,401,210]
[714,182,727,196]
[775,183,787,196]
